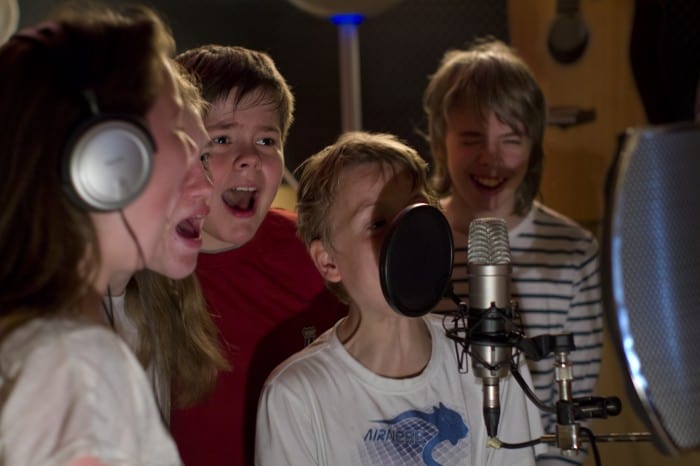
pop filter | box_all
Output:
[380,203,454,317]
[602,122,700,455]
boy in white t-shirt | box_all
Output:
[255,131,545,465]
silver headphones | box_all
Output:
[14,22,155,211]
[63,91,155,211]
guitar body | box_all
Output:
[508,0,645,230]
[509,5,700,466]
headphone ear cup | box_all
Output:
[63,115,155,211]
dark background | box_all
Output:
[17,0,508,173]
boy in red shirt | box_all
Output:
[173,45,347,466]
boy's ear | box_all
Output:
[309,239,341,283]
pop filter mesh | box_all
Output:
[604,123,700,454]
[380,203,454,317]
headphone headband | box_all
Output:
[12,21,63,48]
[12,20,155,211]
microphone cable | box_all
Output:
[499,364,602,466]
[509,360,556,414]
[581,427,601,466]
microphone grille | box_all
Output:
[467,218,511,265]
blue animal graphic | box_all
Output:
[374,403,468,466]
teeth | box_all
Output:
[235,187,256,192]
[474,176,503,188]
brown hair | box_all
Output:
[175,44,295,142]
[173,61,209,117]
[423,38,546,216]
[296,131,435,303]
[0,3,174,334]
[122,67,228,411]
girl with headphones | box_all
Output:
[0,3,196,465]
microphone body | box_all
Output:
[467,218,515,438]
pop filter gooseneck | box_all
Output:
[379,203,454,318]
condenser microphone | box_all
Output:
[467,217,515,438]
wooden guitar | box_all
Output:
[508,0,645,230]
[509,5,700,466]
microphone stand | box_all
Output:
[539,433,653,443]
[443,305,654,466]
[515,333,653,465]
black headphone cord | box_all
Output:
[118,209,147,270]
[118,208,169,425]
[102,285,116,329]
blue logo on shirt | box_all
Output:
[362,403,468,465]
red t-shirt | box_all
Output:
[170,209,347,466]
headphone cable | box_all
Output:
[119,208,169,425]
[102,285,116,329]
[119,209,147,268]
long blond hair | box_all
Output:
[125,272,229,408]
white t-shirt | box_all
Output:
[0,317,181,466]
[256,316,545,466]
[108,294,170,424]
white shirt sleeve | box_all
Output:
[0,322,181,466]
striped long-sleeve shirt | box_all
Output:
[433,201,604,465]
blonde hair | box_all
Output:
[125,272,229,409]
[296,131,436,303]
[173,61,208,117]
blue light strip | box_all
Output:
[330,13,365,26]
